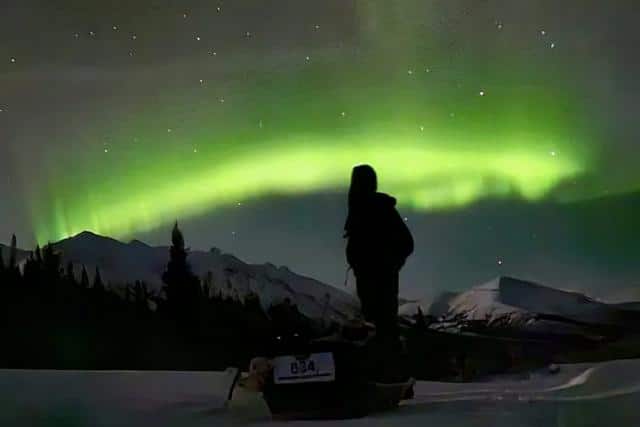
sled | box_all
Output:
[260,331,415,420]
[222,367,242,408]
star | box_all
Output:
[199,79,205,84]
[208,51,217,56]
[340,111,346,117]
[305,55,310,62]
[89,31,96,37]
[216,6,222,12]
[112,25,118,31]
[419,125,425,131]
[131,34,137,41]
[497,22,503,30]
[10,57,16,63]
[407,69,414,75]
[497,258,503,265]
[245,31,252,38]
[73,33,80,39]
[167,128,172,133]
[550,42,556,49]
[195,35,201,41]
[540,30,546,36]
[550,151,557,157]
[314,24,320,30]
[425,68,431,73]
[219,97,225,103]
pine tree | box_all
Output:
[80,265,90,288]
[93,267,105,292]
[22,250,41,286]
[162,222,202,335]
[415,306,427,329]
[8,234,17,271]
[34,245,42,264]
[42,244,61,279]
[0,244,5,274]
[202,271,213,300]
[65,262,75,285]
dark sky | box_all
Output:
[0,0,638,299]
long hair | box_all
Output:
[344,164,377,237]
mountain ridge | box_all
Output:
[2,231,360,323]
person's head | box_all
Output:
[348,164,377,205]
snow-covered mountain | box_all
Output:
[401,276,640,337]
[9,232,359,322]
[7,232,639,339]
[0,243,29,266]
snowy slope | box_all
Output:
[2,359,640,426]
[398,292,458,319]
[0,243,30,265]
[401,276,640,336]
[48,232,359,322]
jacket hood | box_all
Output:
[374,192,397,207]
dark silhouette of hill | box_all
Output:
[0,227,324,371]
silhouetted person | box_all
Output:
[344,165,414,342]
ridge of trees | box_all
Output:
[0,225,311,370]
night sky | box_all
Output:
[1,1,638,299]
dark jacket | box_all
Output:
[344,192,414,272]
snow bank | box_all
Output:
[2,358,640,426]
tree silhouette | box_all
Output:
[94,267,105,292]
[161,222,202,337]
[415,306,427,330]
[202,271,214,300]
[80,265,90,288]
[42,244,62,280]
[65,262,75,286]
[0,245,5,274]
[8,234,17,271]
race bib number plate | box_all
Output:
[273,352,336,384]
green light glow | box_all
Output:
[33,129,587,243]
[29,6,599,244]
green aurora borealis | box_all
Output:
[32,63,594,243]
[17,2,609,244]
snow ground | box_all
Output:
[2,359,640,426]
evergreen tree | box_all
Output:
[80,265,90,288]
[134,281,151,313]
[415,306,427,329]
[42,244,61,280]
[8,234,17,271]
[65,262,75,286]
[22,251,40,285]
[162,222,202,335]
[34,245,42,265]
[202,271,214,300]
[93,267,105,292]
[0,244,5,274]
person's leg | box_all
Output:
[355,271,375,324]
[375,270,399,340]
[372,270,403,382]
